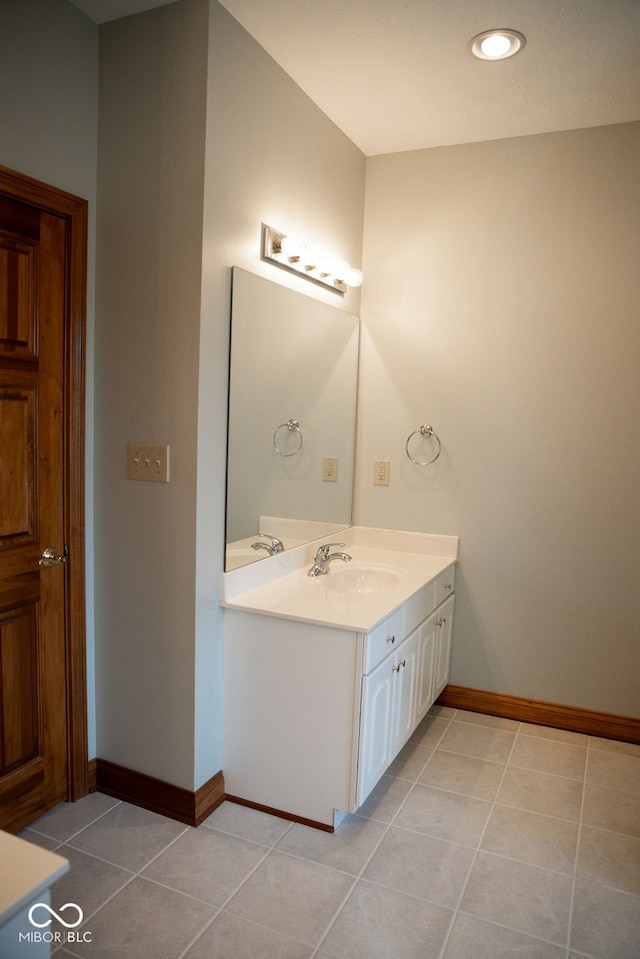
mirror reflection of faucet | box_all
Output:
[251,534,284,556]
[307,543,352,577]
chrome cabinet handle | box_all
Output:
[444,583,453,590]
[39,545,68,568]
[392,659,406,672]
[387,635,396,644]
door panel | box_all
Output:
[0,194,69,832]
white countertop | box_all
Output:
[0,831,69,926]
[221,526,458,632]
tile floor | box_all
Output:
[18,706,640,959]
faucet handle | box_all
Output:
[317,542,345,557]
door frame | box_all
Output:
[0,163,88,801]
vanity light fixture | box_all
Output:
[468,29,526,60]
[262,224,363,295]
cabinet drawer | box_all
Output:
[363,607,405,674]
[435,566,455,607]
[403,580,437,637]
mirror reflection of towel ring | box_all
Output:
[273,418,303,456]
[405,424,442,466]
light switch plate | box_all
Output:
[127,444,170,482]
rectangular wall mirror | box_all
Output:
[225,268,360,570]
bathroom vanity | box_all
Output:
[0,831,69,958]
[221,527,457,828]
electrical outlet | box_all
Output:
[127,444,170,483]
[322,455,338,482]
[374,459,390,486]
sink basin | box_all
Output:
[319,566,401,595]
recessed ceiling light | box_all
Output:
[469,29,526,61]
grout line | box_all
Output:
[436,721,523,959]
[27,796,124,845]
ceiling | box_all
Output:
[69,0,640,156]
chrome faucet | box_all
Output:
[251,533,284,556]
[307,543,352,577]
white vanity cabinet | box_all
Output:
[223,554,456,828]
[355,569,455,806]
[357,626,420,803]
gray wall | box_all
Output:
[358,123,640,716]
[94,0,209,787]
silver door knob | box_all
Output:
[39,545,68,568]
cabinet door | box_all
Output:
[357,656,395,805]
[390,629,419,757]
[414,614,437,724]
[433,595,455,699]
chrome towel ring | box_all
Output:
[273,418,303,456]
[405,424,442,466]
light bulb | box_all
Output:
[345,267,363,288]
[315,257,331,277]
[280,234,302,258]
[333,260,352,282]
[481,34,511,57]
[301,247,318,269]
[469,29,525,60]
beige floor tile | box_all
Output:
[496,765,584,821]
[51,845,134,922]
[582,782,640,838]
[576,825,640,896]
[26,793,122,842]
[18,829,62,852]
[570,879,640,959]
[201,800,294,846]
[586,748,640,794]
[386,741,433,780]
[438,722,516,763]
[518,723,588,746]
[460,852,572,944]
[184,910,314,959]
[394,784,491,846]
[419,750,505,801]
[274,814,387,876]
[67,802,187,872]
[509,735,587,780]
[407,713,452,747]
[426,704,456,719]
[77,876,216,959]
[443,913,566,958]
[225,850,354,946]
[362,825,474,908]
[142,826,270,905]
[452,710,520,731]
[355,774,413,823]
[321,880,453,959]
[589,737,640,758]
[481,804,578,875]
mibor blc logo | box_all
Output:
[18,902,93,946]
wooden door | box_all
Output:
[0,167,88,833]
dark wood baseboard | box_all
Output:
[437,685,640,744]
[225,794,335,832]
[87,757,97,792]
[96,759,225,826]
